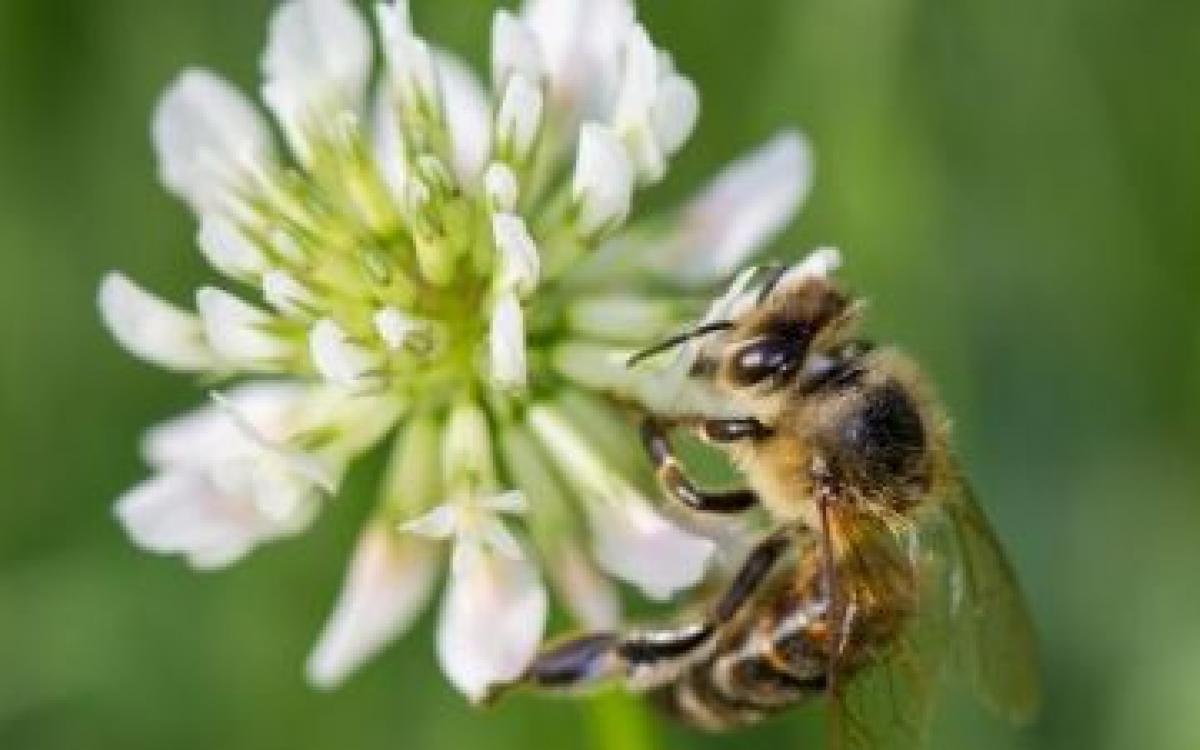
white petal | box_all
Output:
[371,84,410,207]
[527,406,713,599]
[489,293,527,391]
[308,318,382,386]
[482,489,528,515]
[773,246,843,291]
[262,269,319,318]
[376,2,442,116]
[484,162,519,213]
[374,306,420,350]
[142,383,305,468]
[435,51,492,185]
[521,0,633,123]
[197,217,269,280]
[261,0,372,160]
[450,537,486,581]
[494,75,543,164]
[196,287,293,367]
[436,554,547,702]
[98,273,216,372]
[551,543,621,628]
[651,131,813,283]
[114,469,314,569]
[567,295,675,343]
[612,24,664,183]
[588,495,713,600]
[614,24,658,127]
[572,123,632,235]
[152,69,275,216]
[208,390,338,495]
[492,10,545,90]
[307,526,438,689]
[491,213,540,297]
[651,74,699,156]
[481,519,525,561]
[399,503,459,540]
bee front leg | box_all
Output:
[641,418,766,514]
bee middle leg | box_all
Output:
[641,417,769,514]
[500,529,794,698]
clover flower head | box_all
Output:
[100,0,813,702]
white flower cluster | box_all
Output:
[99,0,812,701]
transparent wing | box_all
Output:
[817,471,1040,750]
[822,504,950,750]
[929,474,1041,723]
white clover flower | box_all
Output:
[100,0,814,702]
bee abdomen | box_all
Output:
[651,614,828,730]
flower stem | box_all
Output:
[584,692,661,750]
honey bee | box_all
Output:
[492,249,1039,747]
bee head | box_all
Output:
[627,249,862,401]
[716,267,862,394]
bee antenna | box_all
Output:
[627,321,734,367]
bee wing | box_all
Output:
[925,474,1042,723]
[823,505,950,750]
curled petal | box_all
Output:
[152,69,275,216]
[115,469,316,570]
[307,526,438,689]
[489,293,527,391]
[587,494,713,600]
[376,2,442,115]
[435,51,492,186]
[262,270,319,318]
[371,83,410,206]
[520,0,633,123]
[567,295,675,343]
[484,162,519,213]
[495,74,544,164]
[197,217,269,281]
[373,306,422,350]
[492,10,545,90]
[400,503,459,540]
[197,287,294,368]
[572,123,633,235]
[773,246,843,291]
[142,383,306,468]
[482,490,528,515]
[491,213,540,297]
[261,0,372,160]
[98,273,216,372]
[436,553,547,702]
[308,318,383,387]
[481,518,525,561]
[526,406,712,599]
[551,543,621,628]
[651,74,699,156]
[651,131,813,284]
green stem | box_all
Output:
[584,693,661,750]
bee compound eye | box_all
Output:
[730,336,800,386]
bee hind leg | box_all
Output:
[488,529,794,702]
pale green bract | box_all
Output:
[98,0,812,702]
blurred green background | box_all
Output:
[1,1,1197,748]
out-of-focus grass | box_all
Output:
[0,1,1197,749]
